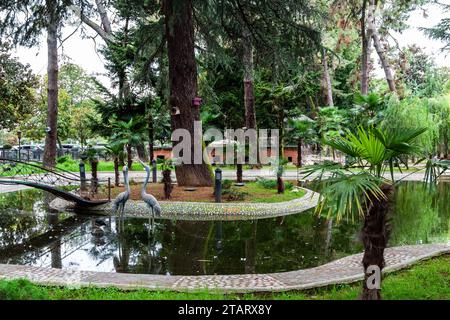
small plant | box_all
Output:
[256,177,293,190]
[222,179,233,190]
[56,155,73,164]
[222,187,248,201]
[161,159,174,199]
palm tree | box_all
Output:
[286,115,316,167]
[111,117,146,170]
[301,125,429,300]
[106,142,125,187]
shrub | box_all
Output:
[256,177,293,190]
[222,187,248,201]
[0,279,49,300]
[2,144,12,150]
[222,179,233,190]
[56,155,73,164]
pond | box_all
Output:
[0,182,448,276]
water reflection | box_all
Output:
[0,182,448,276]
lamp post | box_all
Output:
[215,167,222,203]
[17,131,22,161]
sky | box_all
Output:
[11,2,450,85]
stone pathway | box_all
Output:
[0,244,447,293]
[51,188,320,221]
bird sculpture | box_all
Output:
[139,160,162,233]
[112,165,130,231]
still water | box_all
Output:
[0,182,448,275]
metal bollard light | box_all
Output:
[79,162,87,192]
[215,167,222,203]
[152,159,157,183]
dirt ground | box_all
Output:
[107,183,216,202]
[96,180,301,203]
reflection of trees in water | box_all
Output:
[390,182,449,245]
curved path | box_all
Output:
[50,188,320,221]
[0,244,447,293]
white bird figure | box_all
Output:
[139,160,162,233]
[112,165,130,231]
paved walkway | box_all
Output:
[0,169,427,195]
[0,244,447,292]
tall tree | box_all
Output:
[162,0,213,186]
[0,0,72,166]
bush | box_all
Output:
[222,179,233,190]
[2,144,12,150]
[222,187,248,201]
[56,155,73,164]
[0,279,49,300]
[256,177,293,190]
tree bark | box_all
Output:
[360,184,393,300]
[242,25,256,130]
[43,0,59,168]
[148,116,155,161]
[236,163,243,183]
[361,0,371,95]
[162,0,213,187]
[322,49,334,106]
[114,157,120,186]
[367,0,396,93]
[297,139,302,167]
[126,144,133,170]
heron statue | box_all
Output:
[139,160,162,233]
[112,165,130,231]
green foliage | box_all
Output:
[222,187,249,201]
[0,279,49,300]
[221,179,233,190]
[256,177,293,190]
[0,43,38,131]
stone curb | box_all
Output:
[50,188,320,221]
[0,244,447,293]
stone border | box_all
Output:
[0,244,447,293]
[50,188,320,221]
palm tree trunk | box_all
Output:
[126,144,133,170]
[360,184,393,300]
[236,164,243,183]
[114,157,120,186]
[297,139,302,167]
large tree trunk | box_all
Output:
[43,0,59,168]
[360,184,393,300]
[242,26,256,130]
[322,49,334,106]
[162,0,213,187]
[360,0,371,95]
[367,0,396,93]
[148,116,155,161]
[297,139,302,167]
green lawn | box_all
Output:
[0,255,448,300]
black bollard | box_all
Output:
[79,161,87,192]
[152,159,157,183]
[215,167,222,203]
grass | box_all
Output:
[0,255,448,300]
[242,181,306,203]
